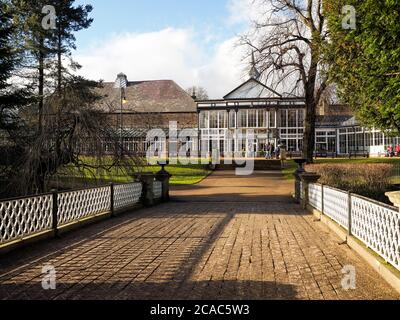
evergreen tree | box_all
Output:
[324,0,400,132]
[12,0,55,132]
[48,0,93,94]
[0,1,30,128]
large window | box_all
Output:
[258,110,267,128]
[248,110,257,128]
[280,110,286,127]
[269,111,276,128]
[200,112,208,129]
[288,110,297,128]
[229,110,236,128]
[218,111,228,129]
[279,109,305,152]
[209,111,218,128]
[238,110,247,128]
[374,132,383,146]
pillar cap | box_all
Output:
[299,172,321,183]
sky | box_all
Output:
[72,0,258,98]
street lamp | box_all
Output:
[114,73,128,155]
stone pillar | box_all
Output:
[385,191,400,212]
[293,159,307,203]
[299,172,321,209]
[135,173,156,207]
[156,164,172,202]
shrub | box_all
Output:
[305,163,394,201]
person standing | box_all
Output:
[270,143,275,159]
[275,145,281,159]
[265,142,271,159]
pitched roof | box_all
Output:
[316,115,354,128]
[94,80,197,113]
[223,78,282,100]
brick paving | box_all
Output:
[0,171,399,300]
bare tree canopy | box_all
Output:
[186,86,209,100]
[240,0,329,162]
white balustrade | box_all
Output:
[0,179,164,247]
[323,186,350,230]
[58,186,111,226]
[114,183,142,210]
[0,195,53,245]
[308,184,323,211]
[351,195,400,270]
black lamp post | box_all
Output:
[115,73,128,155]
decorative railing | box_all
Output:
[0,194,53,245]
[114,183,142,210]
[308,184,322,212]
[323,186,350,230]
[58,186,111,227]
[0,177,168,247]
[153,181,162,199]
[351,195,400,270]
[307,183,400,271]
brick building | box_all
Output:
[95,71,399,158]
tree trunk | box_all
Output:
[303,97,316,163]
[57,25,62,95]
[38,37,45,134]
[302,58,318,163]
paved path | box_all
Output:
[0,171,398,300]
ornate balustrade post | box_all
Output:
[156,163,172,202]
[348,191,352,236]
[385,191,400,213]
[51,189,59,238]
[299,172,321,210]
[110,183,115,217]
[293,159,307,203]
[135,173,156,207]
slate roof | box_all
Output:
[339,116,359,127]
[94,80,197,114]
[316,115,355,128]
[223,78,282,100]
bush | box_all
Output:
[306,163,394,201]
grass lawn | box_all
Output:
[56,158,213,188]
[149,163,213,185]
[283,157,400,184]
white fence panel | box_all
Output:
[58,186,111,226]
[308,184,323,211]
[323,186,350,230]
[114,183,142,210]
[0,195,53,244]
[351,195,400,271]
[153,181,162,199]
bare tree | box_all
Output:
[186,86,209,100]
[1,76,144,196]
[241,0,328,162]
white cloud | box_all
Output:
[227,0,267,26]
[73,28,249,99]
